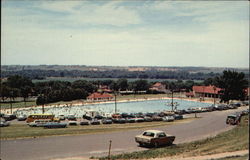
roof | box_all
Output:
[185,92,194,96]
[143,130,165,134]
[193,85,221,94]
[152,82,164,87]
[87,92,113,99]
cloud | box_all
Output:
[1,1,249,68]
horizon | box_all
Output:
[2,64,249,70]
[2,1,249,68]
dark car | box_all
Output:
[94,115,104,120]
[0,119,10,127]
[67,115,77,121]
[3,114,16,121]
[80,120,90,125]
[152,116,163,121]
[43,122,67,128]
[126,118,136,123]
[82,114,92,121]
[102,119,112,124]
[90,119,101,125]
[216,104,228,110]
[226,114,241,125]
[17,115,27,121]
[113,118,126,124]
[173,114,183,120]
[144,116,153,122]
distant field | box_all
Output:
[32,77,203,83]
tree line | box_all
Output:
[1,69,222,80]
[0,70,248,106]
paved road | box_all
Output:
[1,107,246,160]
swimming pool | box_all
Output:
[15,99,210,117]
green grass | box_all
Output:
[0,118,193,139]
[97,115,249,160]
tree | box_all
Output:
[214,70,248,103]
[117,79,128,91]
[133,80,149,93]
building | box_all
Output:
[149,82,168,93]
[187,85,221,98]
[87,92,114,101]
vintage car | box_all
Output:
[80,120,90,125]
[102,119,112,124]
[67,115,77,121]
[17,115,27,121]
[68,120,78,125]
[28,119,52,127]
[0,119,10,127]
[43,122,67,128]
[226,114,241,125]
[135,130,175,147]
[162,116,174,122]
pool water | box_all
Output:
[15,99,210,117]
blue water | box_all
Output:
[15,99,210,117]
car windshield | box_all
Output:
[143,132,155,137]
[158,133,166,137]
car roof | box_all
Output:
[143,130,164,134]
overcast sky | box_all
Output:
[1,1,249,68]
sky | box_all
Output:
[1,0,249,68]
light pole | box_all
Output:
[114,92,117,113]
[171,90,174,111]
[213,86,216,106]
[10,90,13,114]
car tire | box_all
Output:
[154,142,159,148]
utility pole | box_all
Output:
[114,92,117,113]
[108,140,112,160]
[213,86,216,106]
[171,90,174,111]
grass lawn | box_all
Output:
[97,115,249,160]
[0,118,194,139]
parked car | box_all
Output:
[17,115,27,121]
[228,103,238,109]
[226,114,241,125]
[162,116,175,122]
[90,119,101,125]
[43,122,67,128]
[173,114,183,120]
[68,121,77,125]
[152,116,162,121]
[80,120,90,125]
[135,130,175,147]
[216,104,228,110]
[144,116,153,122]
[67,115,77,121]
[135,118,144,123]
[241,110,249,116]
[28,120,52,127]
[0,113,5,118]
[3,114,16,121]
[0,119,10,127]
[241,101,249,106]
[102,119,112,124]
[113,118,126,124]
[126,118,136,123]
[58,115,66,120]
[94,115,104,120]
[82,114,92,121]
